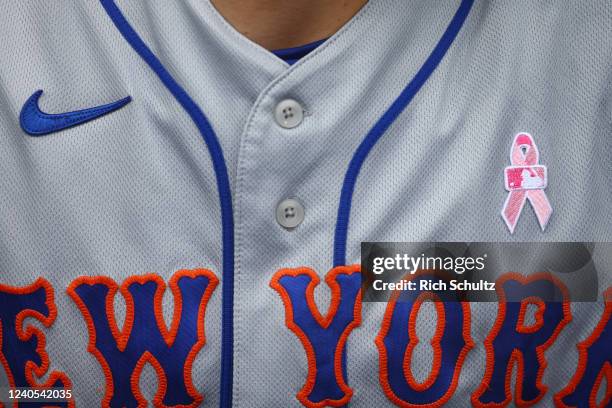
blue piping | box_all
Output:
[333,0,474,267]
[99,0,473,405]
[98,1,235,407]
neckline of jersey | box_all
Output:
[97,1,474,407]
[272,38,328,65]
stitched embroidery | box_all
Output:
[501,133,553,234]
[472,273,572,407]
[0,278,74,407]
[375,271,473,407]
[555,288,612,408]
[67,269,218,408]
[20,90,131,136]
[270,266,362,408]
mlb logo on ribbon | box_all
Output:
[501,133,553,234]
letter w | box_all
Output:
[67,269,218,408]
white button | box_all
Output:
[276,198,305,229]
[275,99,304,129]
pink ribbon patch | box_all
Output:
[501,132,552,234]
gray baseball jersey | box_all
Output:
[0,0,611,407]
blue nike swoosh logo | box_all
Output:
[20,90,132,136]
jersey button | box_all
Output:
[275,99,304,129]
[276,198,305,229]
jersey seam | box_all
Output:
[231,2,377,406]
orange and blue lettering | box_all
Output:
[0,278,73,407]
[270,265,362,408]
[555,288,611,408]
[472,273,572,407]
[375,271,473,407]
[67,269,218,408]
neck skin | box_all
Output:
[210,0,368,50]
